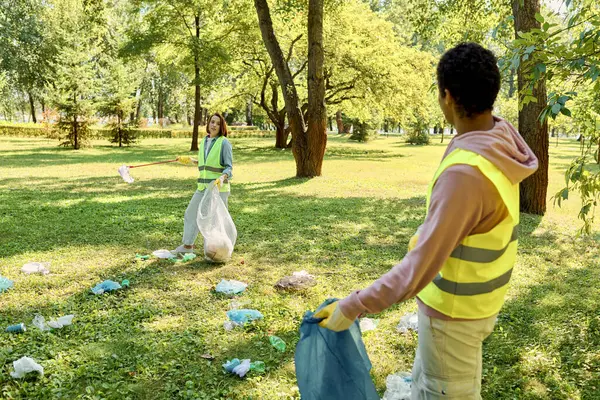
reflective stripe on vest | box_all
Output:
[197,136,230,192]
[417,148,519,319]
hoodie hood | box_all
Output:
[444,116,538,185]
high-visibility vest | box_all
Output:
[197,136,230,192]
[416,148,519,319]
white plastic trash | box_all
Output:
[396,312,418,333]
[10,357,44,378]
[21,262,50,275]
[232,359,251,378]
[382,372,412,400]
[359,318,379,332]
[152,249,175,259]
[34,314,75,330]
[47,314,75,329]
[33,315,51,331]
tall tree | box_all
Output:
[125,0,247,150]
[512,0,549,215]
[254,0,328,177]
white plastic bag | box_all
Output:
[10,357,44,378]
[197,184,237,263]
[382,372,412,400]
[21,262,50,275]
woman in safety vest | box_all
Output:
[315,43,539,399]
[173,113,233,254]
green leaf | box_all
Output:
[535,13,544,24]
[560,107,572,117]
[562,188,569,200]
[557,95,570,105]
[551,103,562,115]
[543,22,550,31]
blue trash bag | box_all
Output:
[0,275,14,293]
[91,280,122,295]
[295,299,379,400]
[216,279,247,295]
[226,309,263,325]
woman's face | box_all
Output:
[209,116,221,137]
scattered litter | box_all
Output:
[152,249,174,259]
[135,254,150,261]
[21,262,50,275]
[10,357,44,379]
[250,360,265,373]
[33,314,74,331]
[91,280,122,295]
[5,323,26,333]
[121,279,130,288]
[201,353,215,360]
[269,336,286,352]
[0,275,14,293]
[226,309,263,326]
[222,358,265,378]
[47,315,74,329]
[216,279,247,295]
[168,253,197,263]
[396,313,418,333]
[223,321,239,331]
[359,318,379,332]
[33,315,50,331]
[382,372,412,400]
[275,270,316,291]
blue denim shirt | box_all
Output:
[203,135,233,179]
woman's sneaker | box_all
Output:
[173,245,195,254]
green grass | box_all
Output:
[0,135,599,399]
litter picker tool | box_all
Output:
[118,159,178,184]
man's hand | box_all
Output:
[314,301,355,332]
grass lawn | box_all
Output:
[1,134,599,399]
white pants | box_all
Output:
[411,309,497,399]
[182,190,229,246]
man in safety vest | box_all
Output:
[315,43,539,398]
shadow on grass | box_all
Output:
[482,225,600,399]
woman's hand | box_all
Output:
[177,156,192,165]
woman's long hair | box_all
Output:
[206,113,228,137]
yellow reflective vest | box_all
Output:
[197,136,230,192]
[416,148,519,319]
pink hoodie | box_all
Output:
[339,117,539,321]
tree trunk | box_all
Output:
[254,0,308,175]
[41,98,46,113]
[135,86,143,123]
[441,126,444,143]
[191,14,201,152]
[28,91,36,123]
[335,110,344,134]
[246,97,253,125]
[118,114,123,147]
[275,122,288,148]
[513,0,549,215]
[302,0,327,177]
[73,92,78,150]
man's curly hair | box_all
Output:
[437,43,501,118]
